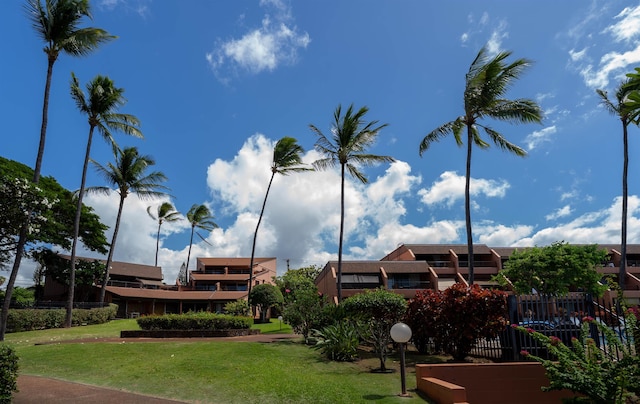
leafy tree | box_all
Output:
[147,202,181,266]
[0,157,107,340]
[249,137,312,297]
[275,265,325,339]
[67,73,142,326]
[311,104,394,302]
[185,204,218,281]
[597,79,640,289]
[89,146,169,306]
[224,299,250,317]
[406,283,507,361]
[248,284,284,322]
[341,288,407,372]
[419,47,542,284]
[495,242,609,296]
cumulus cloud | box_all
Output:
[206,1,310,83]
[524,126,557,151]
[545,205,573,221]
[418,171,510,208]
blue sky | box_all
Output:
[3,0,640,287]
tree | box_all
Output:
[311,104,394,303]
[89,146,169,305]
[419,47,542,284]
[276,265,324,339]
[147,202,181,267]
[66,73,142,327]
[248,284,284,322]
[0,157,107,340]
[249,137,312,297]
[341,288,407,372]
[597,79,640,289]
[185,204,218,282]
[495,242,609,296]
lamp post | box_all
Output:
[390,322,412,397]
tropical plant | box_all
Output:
[248,284,284,322]
[514,315,640,404]
[224,300,251,317]
[312,321,360,362]
[494,242,608,296]
[624,67,640,124]
[248,136,312,297]
[0,343,19,403]
[597,79,640,288]
[185,204,218,282]
[419,47,542,284]
[147,202,181,267]
[65,73,142,327]
[311,104,394,302]
[89,146,169,304]
[406,283,507,361]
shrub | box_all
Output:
[406,283,507,360]
[5,304,117,332]
[514,315,640,404]
[0,344,19,404]
[137,312,253,330]
[249,284,284,322]
[312,321,360,362]
[224,299,250,317]
[341,288,407,371]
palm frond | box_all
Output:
[419,120,461,155]
[483,126,527,156]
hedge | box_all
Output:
[137,312,253,331]
[0,344,18,404]
[6,304,118,333]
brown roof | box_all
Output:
[190,273,249,281]
[196,257,275,266]
[58,254,162,281]
[105,286,246,301]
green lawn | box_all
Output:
[5,319,432,403]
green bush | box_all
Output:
[224,299,250,316]
[0,344,19,404]
[312,321,360,362]
[6,304,118,332]
[136,312,253,330]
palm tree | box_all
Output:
[598,79,640,288]
[248,137,312,297]
[419,47,542,285]
[27,0,115,183]
[64,73,142,327]
[185,204,218,284]
[311,104,394,303]
[147,202,181,267]
[2,0,114,339]
[90,146,169,304]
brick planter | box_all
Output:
[120,329,260,338]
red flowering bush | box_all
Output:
[406,283,508,360]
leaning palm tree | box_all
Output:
[64,73,142,327]
[147,202,181,267]
[27,0,115,183]
[185,204,218,283]
[419,47,542,285]
[248,137,312,297]
[90,146,169,304]
[598,79,640,288]
[311,104,394,303]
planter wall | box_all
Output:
[416,362,577,404]
[120,329,260,338]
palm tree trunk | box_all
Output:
[337,164,346,303]
[621,121,629,289]
[66,125,96,327]
[100,195,126,304]
[0,224,29,341]
[186,227,195,284]
[34,56,56,184]
[155,221,161,267]
[249,172,276,298]
[465,128,475,285]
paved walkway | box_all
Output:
[13,333,299,403]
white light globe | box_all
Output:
[390,322,412,343]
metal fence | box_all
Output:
[469,293,634,361]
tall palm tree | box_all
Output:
[147,202,181,267]
[27,0,115,183]
[65,73,142,327]
[185,204,218,284]
[3,0,114,338]
[419,47,542,285]
[598,79,640,289]
[248,137,312,297]
[90,146,169,304]
[311,104,394,303]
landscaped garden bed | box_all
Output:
[120,328,260,338]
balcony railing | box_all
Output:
[457,260,497,267]
[388,280,430,289]
[427,260,450,268]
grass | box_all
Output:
[4,319,433,403]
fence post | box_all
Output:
[507,294,519,360]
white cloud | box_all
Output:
[524,125,557,151]
[475,222,534,246]
[605,5,640,43]
[98,0,150,18]
[206,2,310,82]
[418,171,510,207]
[545,205,573,221]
